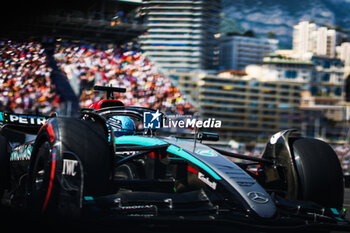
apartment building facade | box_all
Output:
[219,35,278,71]
[170,70,303,140]
[293,21,336,58]
[139,0,221,71]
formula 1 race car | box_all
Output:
[0,85,349,232]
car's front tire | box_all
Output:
[290,137,344,209]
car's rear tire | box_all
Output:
[27,117,111,216]
[290,137,344,209]
[0,135,10,199]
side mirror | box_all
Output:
[197,132,219,141]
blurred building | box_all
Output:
[219,35,278,71]
[337,42,350,67]
[170,53,348,141]
[250,55,314,82]
[170,70,303,140]
[139,0,221,71]
[0,0,146,45]
[293,21,336,59]
[300,56,346,139]
[310,56,345,99]
[246,54,347,140]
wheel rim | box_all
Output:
[32,142,51,193]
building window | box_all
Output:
[335,87,342,96]
[285,70,297,79]
[322,73,330,82]
[323,60,331,69]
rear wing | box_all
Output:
[0,112,50,134]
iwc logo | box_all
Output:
[247,191,269,204]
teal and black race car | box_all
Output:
[0,85,349,232]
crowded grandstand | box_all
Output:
[54,42,194,115]
[0,40,60,114]
[0,39,194,116]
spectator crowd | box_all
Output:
[0,40,60,114]
[0,39,194,116]
[54,42,194,115]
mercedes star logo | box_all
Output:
[247,191,269,204]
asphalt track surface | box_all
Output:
[2,190,350,233]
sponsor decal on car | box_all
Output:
[10,144,33,161]
[247,191,269,204]
[62,159,79,176]
[198,172,217,190]
[196,149,218,157]
[2,113,48,126]
[115,151,137,158]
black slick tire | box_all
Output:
[291,137,344,209]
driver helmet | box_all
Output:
[108,115,135,137]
